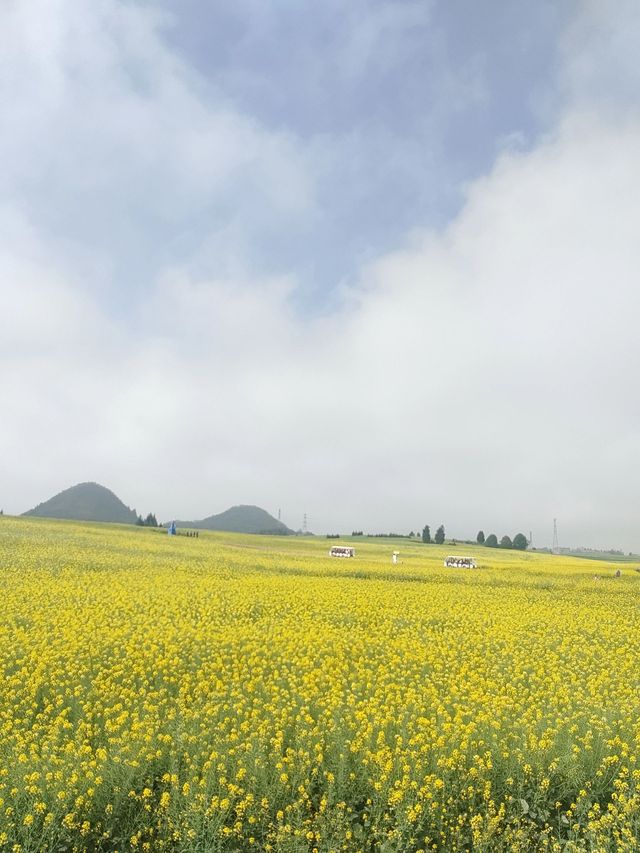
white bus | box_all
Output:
[329,546,356,558]
[444,556,477,568]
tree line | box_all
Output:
[421,525,528,551]
[477,530,528,550]
[136,512,159,527]
[421,525,445,544]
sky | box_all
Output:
[2,0,640,549]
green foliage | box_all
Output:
[513,532,528,550]
[485,533,499,547]
[500,535,513,549]
[477,530,485,545]
[422,525,431,544]
[434,524,445,545]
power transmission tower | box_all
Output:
[303,513,308,535]
[552,519,559,554]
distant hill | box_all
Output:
[23,482,138,524]
[176,505,293,535]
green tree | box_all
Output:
[500,535,513,549]
[477,530,485,545]
[485,533,498,547]
[422,525,431,544]
[434,525,445,544]
[513,532,528,550]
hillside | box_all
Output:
[177,504,293,535]
[23,482,138,524]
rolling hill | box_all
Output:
[176,505,293,535]
[23,482,138,524]
[23,485,292,535]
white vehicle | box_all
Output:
[444,556,477,568]
[329,546,356,558]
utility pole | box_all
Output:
[552,519,559,554]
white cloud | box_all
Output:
[0,0,314,293]
[560,0,640,116]
[2,0,640,549]
[113,115,640,544]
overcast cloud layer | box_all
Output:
[2,1,640,550]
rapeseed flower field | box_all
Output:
[0,518,639,852]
